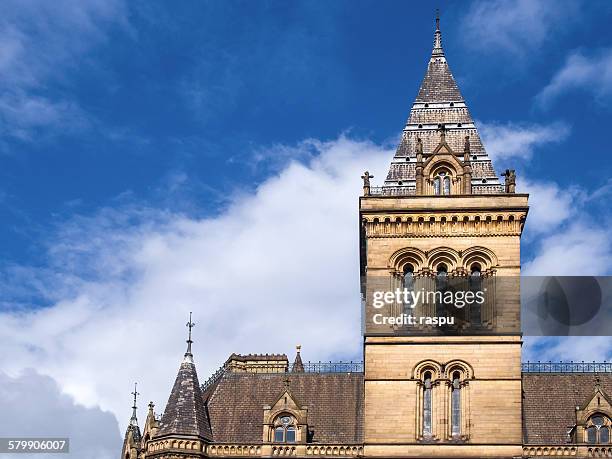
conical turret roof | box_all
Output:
[157,315,212,440]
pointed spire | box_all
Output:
[130,382,140,427]
[184,311,195,363]
[292,345,304,373]
[157,316,212,441]
[432,9,444,58]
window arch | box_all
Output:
[273,415,297,443]
[585,414,611,444]
[469,263,482,291]
[403,263,414,290]
[433,169,451,196]
[423,371,433,437]
[451,371,461,437]
[436,263,448,290]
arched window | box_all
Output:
[403,264,414,290]
[433,170,451,196]
[273,415,297,443]
[585,414,611,444]
[451,371,461,437]
[436,263,448,290]
[403,264,415,310]
[469,263,482,291]
[423,371,433,437]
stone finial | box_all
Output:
[432,9,444,57]
[438,124,447,143]
[502,169,516,193]
[361,171,374,196]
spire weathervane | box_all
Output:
[130,382,140,426]
[185,312,195,360]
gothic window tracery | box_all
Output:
[433,170,451,196]
[585,414,611,444]
[273,415,297,443]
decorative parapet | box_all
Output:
[523,446,578,456]
[204,444,363,457]
[524,445,612,457]
[147,438,204,454]
[207,444,263,456]
[370,186,416,196]
[271,445,297,456]
[586,446,612,457]
[361,213,525,238]
[369,185,505,196]
[305,445,363,456]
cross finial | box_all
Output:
[185,312,196,359]
[283,376,291,390]
[130,382,140,426]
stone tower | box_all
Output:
[359,14,529,458]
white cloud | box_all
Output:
[523,222,612,276]
[0,0,127,141]
[0,132,610,455]
[478,121,570,163]
[536,48,612,108]
[520,178,577,236]
[461,0,577,58]
[0,370,121,459]
[0,137,391,439]
[524,336,612,362]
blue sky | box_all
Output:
[2,0,612,267]
[1,1,612,457]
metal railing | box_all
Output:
[202,361,364,390]
[369,186,415,196]
[522,361,612,373]
[203,361,611,389]
[296,361,364,373]
[202,364,228,391]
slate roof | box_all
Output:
[415,58,463,103]
[522,373,612,444]
[384,15,502,192]
[204,372,364,444]
[157,359,213,440]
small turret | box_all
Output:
[120,383,142,459]
[155,313,211,457]
[292,345,305,373]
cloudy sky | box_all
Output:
[1,0,612,457]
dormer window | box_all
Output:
[586,414,611,444]
[274,415,297,443]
